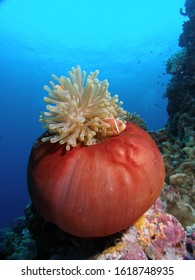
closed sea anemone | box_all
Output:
[40,65,126,150]
[27,66,165,237]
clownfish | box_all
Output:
[55,85,64,90]
[103,118,126,137]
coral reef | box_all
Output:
[151,1,195,237]
[95,198,186,260]
[94,232,148,260]
[185,0,195,19]
[161,184,195,228]
[164,1,195,138]
[166,48,188,75]
[125,111,147,130]
[185,224,195,259]
[0,200,187,260]
[0,217,37,260]
[150,126,195,228]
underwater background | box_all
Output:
[0,0,184,229]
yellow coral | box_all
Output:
[134,214,166,248]
[40,65,126,150]
[101,241,126,255]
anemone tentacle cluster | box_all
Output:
[40,65,126,150]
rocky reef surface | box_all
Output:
[149,0,195,259]
[0,199,187,260]
[0,0,195,260]
[164,0,195,137]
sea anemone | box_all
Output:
[27,66,165,237]
[40,65,126,151]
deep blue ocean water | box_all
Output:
[0,0,184,228]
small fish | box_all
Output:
[103,118,126,136]
[55,85,64,90]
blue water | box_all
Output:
[0,0,184,228]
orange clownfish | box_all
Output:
[55,85,64,90]
[103,118,126,137]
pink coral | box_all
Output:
[94,198,187,260]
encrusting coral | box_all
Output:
[40,65,126,151]
[166,48,188,75]
[125,112,147,130]
[0,201,187,260]
[94,198,187,260]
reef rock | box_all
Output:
[0,218,37,260]
[0,198,187,260]
[161,184,195,228]
[150,125,195,222]
[94,198,186,260]
[185,224,195,259]
[164,0,195,138]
